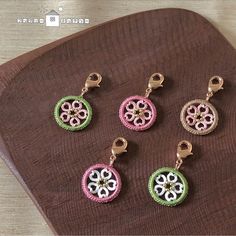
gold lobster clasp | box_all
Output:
[110,137,128,166]
[145,73,164,97]
[208,76,224,94]
[148,73,164,90]
[80,72,102,96]
[111,137,128,157]
[177,140,193,160]
[85,72,102,89]
[175,140,193,170]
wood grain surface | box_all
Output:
[0,1,236,235]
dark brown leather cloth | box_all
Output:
[0,9,235,235]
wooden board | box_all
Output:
[0,8,235,235]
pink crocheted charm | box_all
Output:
[119,95,157,131]
[82,163,122,203]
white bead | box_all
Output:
[106,179,117,191]
[72,100,82,110]
[143,110,152,120]
[125,101,136,112]
[167,172,178,183]
[186,115,196,126]
[165,190,177,202]
[60,112,70,122]
[77,109,88,119]
[89,170,100,182]
[70,117,80,127]
[88,182,99,194]
[134,117,145,126]
[100,169,112,180]
[155,174,166,185]
[61,102,71,111]
[154,184,166,196]
[124,111,135,122]
[174,183,184,194]
[203,114,214,124]
[187,105,197,115]
[195,121,207,131]
[197,104,209,115]
[136,100,147,110]
[97,187,109,198]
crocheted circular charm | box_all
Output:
[119,95,157,131]
[180,99,218,135]
[82,164,122,203]
[54,96,92,131]
[148,167,188,207]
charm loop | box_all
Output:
[175,140,193,169]
[110,137,128,166]
[145,72,164,97]
[206,76,224,101]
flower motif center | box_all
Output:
[164,182,173,191]
[69,109,78,117]
[134,109,143,117]
[98,179,107,187]
[195,113,203,121]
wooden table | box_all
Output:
[0,0,235,235]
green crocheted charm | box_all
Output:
[54,96,92,131]
[148,167,188,207]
